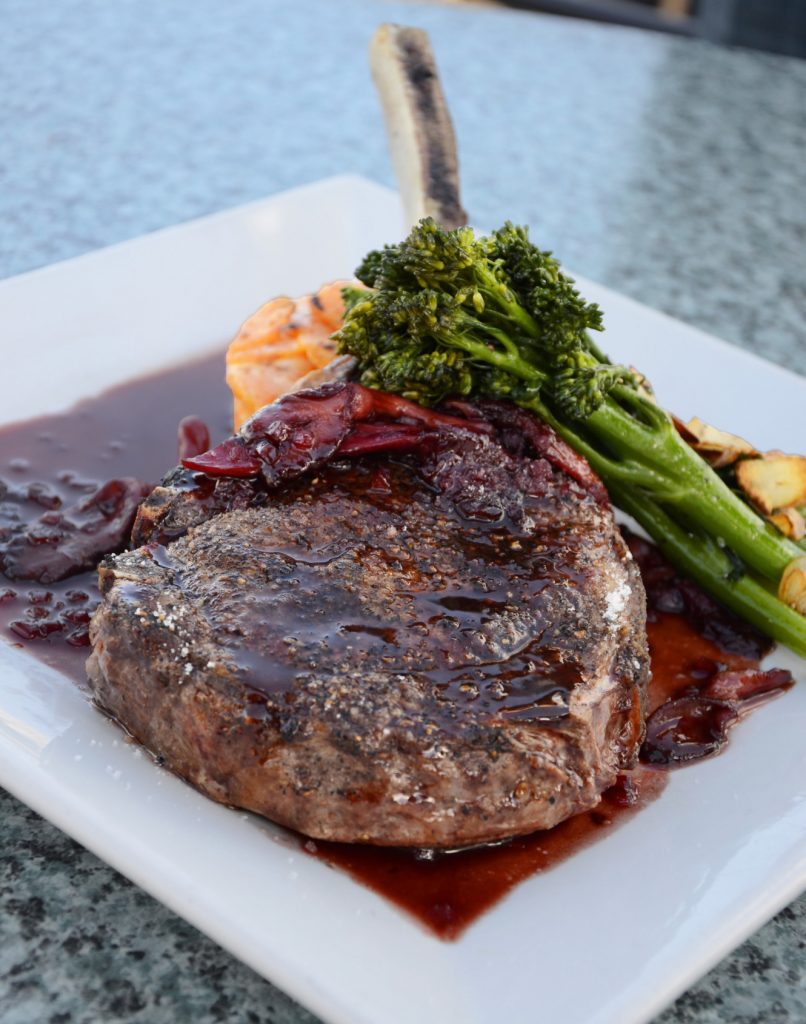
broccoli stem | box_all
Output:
[584,400,800,583]
[474,264,540,337]
[456,336,802,586]
[512,390,806,655]
[435,325,547,387]
[605,481,806,659]
[441,328,805,649]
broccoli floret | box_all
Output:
[337,217,623,418]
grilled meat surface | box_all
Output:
[88,393,648,847]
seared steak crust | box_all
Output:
[88,396,648,847]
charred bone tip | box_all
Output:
[369,24,468,231]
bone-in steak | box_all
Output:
[87,387,648,847]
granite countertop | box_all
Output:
[1,0,804,1021]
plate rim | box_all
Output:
[1,174,804,1024]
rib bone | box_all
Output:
[369,24,468,230]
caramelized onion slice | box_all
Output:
[641,666,793,766]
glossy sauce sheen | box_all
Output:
[0,351,231,680]
[211,457,585,721]
[307,766,667,940]
[645,613,756,714]
[0,352,786,940]
[308,612,756,938]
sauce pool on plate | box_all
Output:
[305,608,788,939]
[0,351,231,681]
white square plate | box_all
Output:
[1,176,804,1024]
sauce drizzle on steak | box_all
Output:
[88,388,649,847]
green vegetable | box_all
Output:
[336,218,806,657]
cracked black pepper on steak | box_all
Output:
[87,390,648,847]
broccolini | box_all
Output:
[336,218,806,656]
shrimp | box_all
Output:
[225,280,364,430]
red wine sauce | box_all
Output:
[307,611,772,940]
[0,352,790,939]
[0,350,231,681]
[305,765,667,940]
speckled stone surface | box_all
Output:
[1,1,804,1022]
